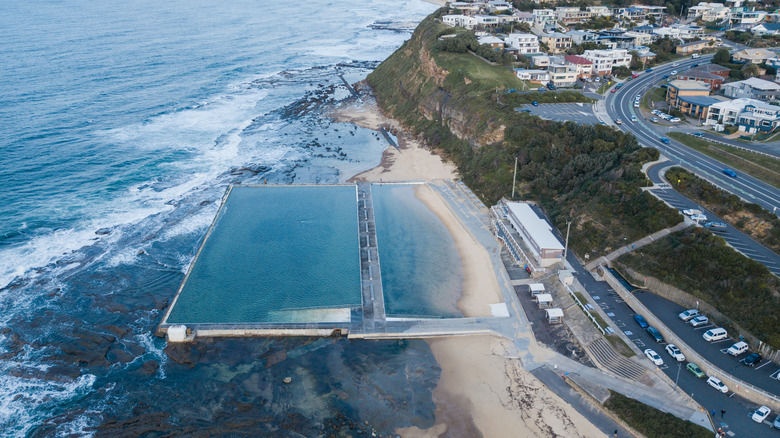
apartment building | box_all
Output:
[540,32,573,54]
[504,33,540,54]
[582,49,632,74]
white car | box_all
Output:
[644,348,664,366]
[678,309,700,321]
[631,116,637,122]
[690,315,709,327]
[636,94,641,99]
[706,376,729,393]
[682,209,701,217]
[665,344,686,362]
[752,406,771,423]
[690,214,707,222]
[671,70,678,75]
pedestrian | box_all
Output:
[721,409,726,417]
[613,430,618,438]
[711,410,716,417]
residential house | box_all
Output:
[676,39,714,55]
[666,79,711,109]
[632,5,666,20]
[632,25,656,34]
[582,49,632,75]
[504,33,540,54]
[547,63,578,87]
[478,35,505,49]
[587,6,612,17]
[449,2,482,15]
[564,54,594,78]
[674,95,722,120]
[540,32,573,54]
[631,46,657,65]
[486,1,513,13]
[514,11,535,25]
[530,54,553,68]
[443,15,478,29]
[687,2,730,22]
[514,68,550,83]
[555,7,593,24]
[612,7,645,21]
[532,9,557,27]
[566,30,598,45]
[765,12,780,23]
[730,8,767,25]
[597,29,636,49]
[751,23,780,36]
[623,31,653,46]
[653,24,705,40]
[678,64,730,90]
[706,98,780,133]
[732,48,775,64]
[723,77,780,102]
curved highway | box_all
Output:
[605,55,780,214]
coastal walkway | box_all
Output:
[350,316,516,340]
[583,221,690,271]
[356,182,386,331]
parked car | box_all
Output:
[520,109,531,113]
[703,327,728,342]
[706,376,729,393]
[665,344,685,361]
[687,362,705,378]
[537,87,546,91]
[773,414,780,429]
[690,214,707,222]
[660,137,670,144]
[727,341,748,356]
[693,132,704,137]
[705,222,727,230]
[611,88,617,93]
[644,348,664,366]
[682,209,701,216]
[631,73,639,78]
[646,326,664,343]
[744,353,763,366]
[634,314,648,328]
[650,117,659,122]
[532,101,539,106]
[678,309,699,321]
[723,168,737,178]
[690,315,709,327]
[752,406,771,423]
[594,77,600,82]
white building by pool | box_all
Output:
[505,202,565,267]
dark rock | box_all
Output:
[141,360,159,375]
[164,343,201,367]
[95,228,112,235]
[92,411,173,437]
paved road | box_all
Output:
[605,55,780,215]
[646,162,780,276]
[517,102,600,125]
[697,131,780,159]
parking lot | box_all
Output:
[517,103,600,125]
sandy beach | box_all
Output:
[334,100,603,437]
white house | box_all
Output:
[582,49,632,75]
[652,24,705,40]
[587,6,612,17]
[504,33,540,54]
[751,23,780,36]
[555,7,593,24]
[505,202,565,267]
[515,68,551,83]
[706,98,780,133]
[532,9,557,27]
[443,14,478,29]
[730,9,767,25]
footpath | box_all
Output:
[584,221,690,271]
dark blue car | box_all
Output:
[646,326,664,343]
[634,314,648,328]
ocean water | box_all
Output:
[372,184,463,317]
[0,0,440,435]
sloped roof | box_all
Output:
[669,79,711,92]
[564,54,593,65]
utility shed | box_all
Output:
[545,308,564,324]
[506,202,565,267]
[535,293,553,308]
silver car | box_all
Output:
[678,309,700,321]
[690,315,709,327]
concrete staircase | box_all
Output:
[586,338,647,381]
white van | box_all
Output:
[692,53,701,59]
[727,341,748,356]
[703,327,728,342]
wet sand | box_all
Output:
[335,100,603,437]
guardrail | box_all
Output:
[685,132,779,160]
[602,267,780,411]
[566,283,606,335]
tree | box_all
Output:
[713,48,731,65]
[742,63,760,78]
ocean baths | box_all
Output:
[157,182,464,339]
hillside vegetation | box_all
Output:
[618,227,780,348]
[367,11,680,258]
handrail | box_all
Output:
[684,132,778,160]
[566,283,606,335]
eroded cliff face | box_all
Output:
[368,15,504,149]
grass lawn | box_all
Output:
[596,80,613,94]
[433,50,523,93]
[641,86,666,111]
[603,391,712,438]
[667,132,780,189]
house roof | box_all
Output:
[478,36,504,45]
[677,95,721,106]
[680,69,725,81]
[755,23,780,31]
[546,308,564,318]
[735,48,775,59]
[679,40,709,48]
[726,77,780,91]
[564,54,593,65]
[669,79,711,92]
[693,64,731,74]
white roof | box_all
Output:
[536,293,553,302]
[731,77,780,91]
[506,202,565,250]
[529,283,546,291]
[546,308,564,317]
[478,36,505,45]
